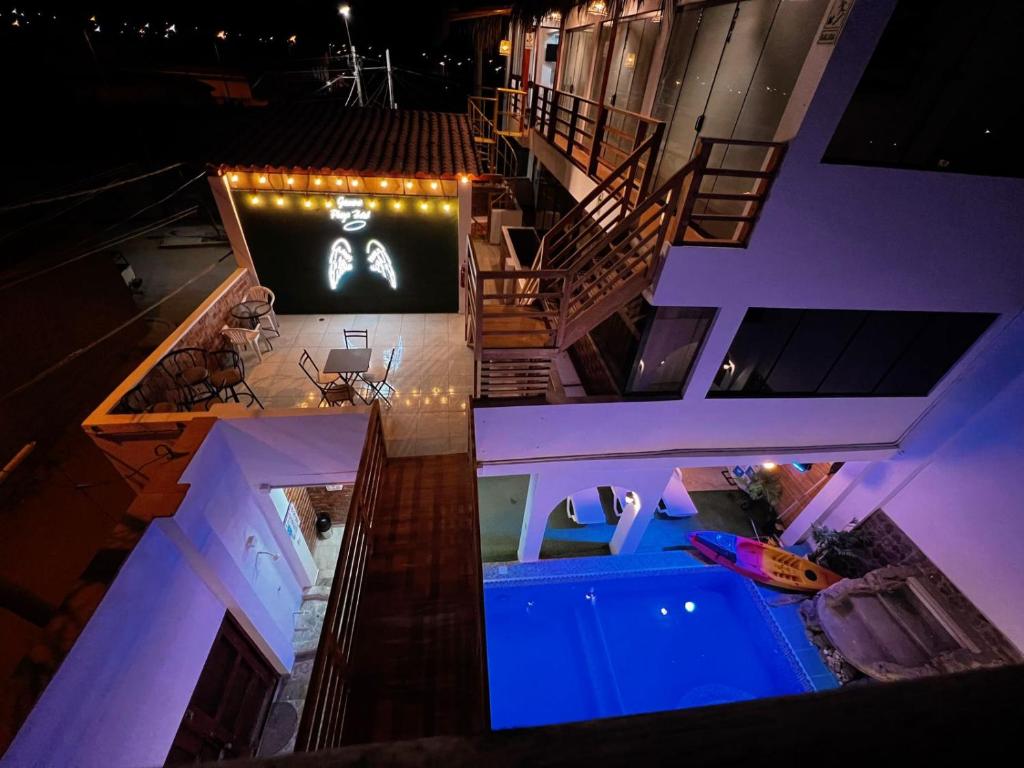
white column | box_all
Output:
[516,473,544,561]
[609,469,672,556]
[209,175,259,277]
[781,461,871,546]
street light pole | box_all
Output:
[339,5,364,106]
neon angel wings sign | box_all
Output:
[327,238,397,291]
[326,197,397,291]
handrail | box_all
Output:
[294,400,387,752]
[533,130,662,273]
[528,82,665,186]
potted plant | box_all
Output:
[809,525,884,579]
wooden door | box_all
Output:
[165,613,279,764]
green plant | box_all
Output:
[809,525,883,579]
[745,469,783,509]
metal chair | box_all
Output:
[344,329,368,348]
[207,349,264,408]
[244,285,280,337]
[221,325,272,362]
[299,349,355,407]
[159,348,216,409]
[359,348,395,406]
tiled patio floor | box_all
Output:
[242,312,473,456]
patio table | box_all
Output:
[230,300,271,329]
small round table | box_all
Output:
[230,300,271,329]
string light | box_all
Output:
[275,196,285,206]
[303,199,313,208]
[250,195,262,205]
[430,181,439,190]
[418,201,429,212]
[314,177,322,186]
[286,176,295,186]
[351,179,360,187]
[216,30,227,40]
[367,199,379,210]
[405,181,413,190]
[442,202,451,213]
[334,178,343,186]
[258,175,268,184]
[379,179,389,189]
[392,200,403,210]
[230,173,239,183]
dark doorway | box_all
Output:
[165,613,279,764]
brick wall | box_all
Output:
[118,270,257,412]
[306,485,352,526]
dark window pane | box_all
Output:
[710,309,996,398]
[766,310,865,393]
[627,307,715,394]
[822,1,1024,178]
[875,312,995,395]
[713,308,802,393]
[819,312,928,394]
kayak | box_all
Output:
[689,530,842,592]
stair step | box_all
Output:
[695,192,765,201]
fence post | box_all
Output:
[639,121,665,197]
[587,106,607,177]
[546,90,558,144]
[567,97,581,160]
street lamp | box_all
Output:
[338,5,364,106]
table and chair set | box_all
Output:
[118,283,396,413]
[298,332,396,408]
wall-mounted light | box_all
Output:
[430,181,439,190]
[303,199,313,208]
[230,173,239,183]
[286,176,295,186]
[350,178,359,187]
[313,177,322,186]
[762,462,777,471]
[380,179,389,189]
[405,180,414,190]
[249,195,261,205]
[275,196,285,206]
[258,175,268,184]
[459,175,470,185]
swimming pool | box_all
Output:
[484,565,813,729]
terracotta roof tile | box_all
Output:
[215,102,480,178]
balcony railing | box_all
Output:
[294,400,387,752]
[528,83,665,192]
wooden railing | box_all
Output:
[529,83,665,188]
[533,131,663,273]
[466,127,788,397]
[672,138,788,247]
[467,96,521,177]
[294,401,387,752]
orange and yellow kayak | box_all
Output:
[689,530,842,592]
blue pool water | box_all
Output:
[484,567,811,729]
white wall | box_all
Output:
[2,525,225,768]
[477,0,1024,465]
[806,311,1024,651]
[4,412,371,767]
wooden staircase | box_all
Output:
[465,128,787,401]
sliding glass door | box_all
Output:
[653,0,829,181]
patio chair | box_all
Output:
[158,347,217,409]
[299,349,356,407]
[221,325,272,362]
[244,284,280,337]
[344,329,368,348]
[207,349,264,408]
[360,348,395,406]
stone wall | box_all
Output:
[858,511,1021,663]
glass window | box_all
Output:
[823,0,1024,177]
[711,308,996,398]
[627,307,716,394]
[559,26,596,95]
